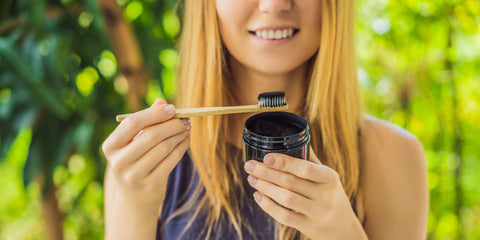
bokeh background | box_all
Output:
[0,0,479,239]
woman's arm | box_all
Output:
[360,116,429,239]
[104,165,160,239]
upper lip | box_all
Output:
[249,25,299,32]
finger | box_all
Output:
[133,101,169,141]
[263,153,339,183]
[244,160,317,198]
[252,191,306,229]
[247,175,312,215]
[151,98,167,107]
[135,99,167,144]
[124,130,190,182]
[147,135,190,184]
[104,104,176,151]
[117,119,190,166]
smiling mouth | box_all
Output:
[248,28,300,40]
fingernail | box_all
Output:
[247,175,257,185]
[181,118,191,125]
[264,156,275,166]
[186,126,191,131]
[253,192,262,202]
[244,161,255,172]
[150,99,161,107]
[164,105,175,115]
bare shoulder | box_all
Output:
[358,115,428,239]
[361,115,424,158]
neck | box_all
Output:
[226,57,311,147]
[229,58,309,115]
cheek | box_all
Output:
[300,8,322,53]
[297,0,322,32]
[301,2,322,34]
[215,0,233,20]
[216,1,247,43]
[216,1,249,29]
[216,2,254,68]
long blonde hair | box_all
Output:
[173,0,362,239]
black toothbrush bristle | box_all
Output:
[258,92,286,107]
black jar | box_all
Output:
[242,112,310,162]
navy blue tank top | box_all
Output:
[157,147,357,240]
[157,145,275,240]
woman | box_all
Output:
[102,0,429,239]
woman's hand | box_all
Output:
[103,98,190,207]
[102,99,190,239]
[244,151,368,240]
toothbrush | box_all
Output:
[115,92,288,122]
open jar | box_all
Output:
[242,112,310,162]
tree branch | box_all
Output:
[0,17,27,35]
[97,0,148,111]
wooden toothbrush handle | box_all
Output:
[116,104,288,122]
[174,105,259,118]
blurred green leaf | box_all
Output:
[0,37,70,118]
[0,0,478,239]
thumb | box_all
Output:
[151,98,168,107]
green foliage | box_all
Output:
[0,0,177,238]
[0,0,479,239]
[0,0,119,193]
[356,0,480,239]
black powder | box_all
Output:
[250,118,303,137]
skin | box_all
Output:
[103,100,191,239]
[103,0,429,239]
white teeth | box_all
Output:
[262,31,268,39]
[275,30,282,39]
[268,30,275,39]
[254,28,295,40]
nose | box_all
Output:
[259,0,293,14]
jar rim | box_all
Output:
[244,112,308,139]
[243,112,310,150]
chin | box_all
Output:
[250,61,307,76]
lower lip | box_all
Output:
[249,33,296,46]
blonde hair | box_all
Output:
[172,0,362,239]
